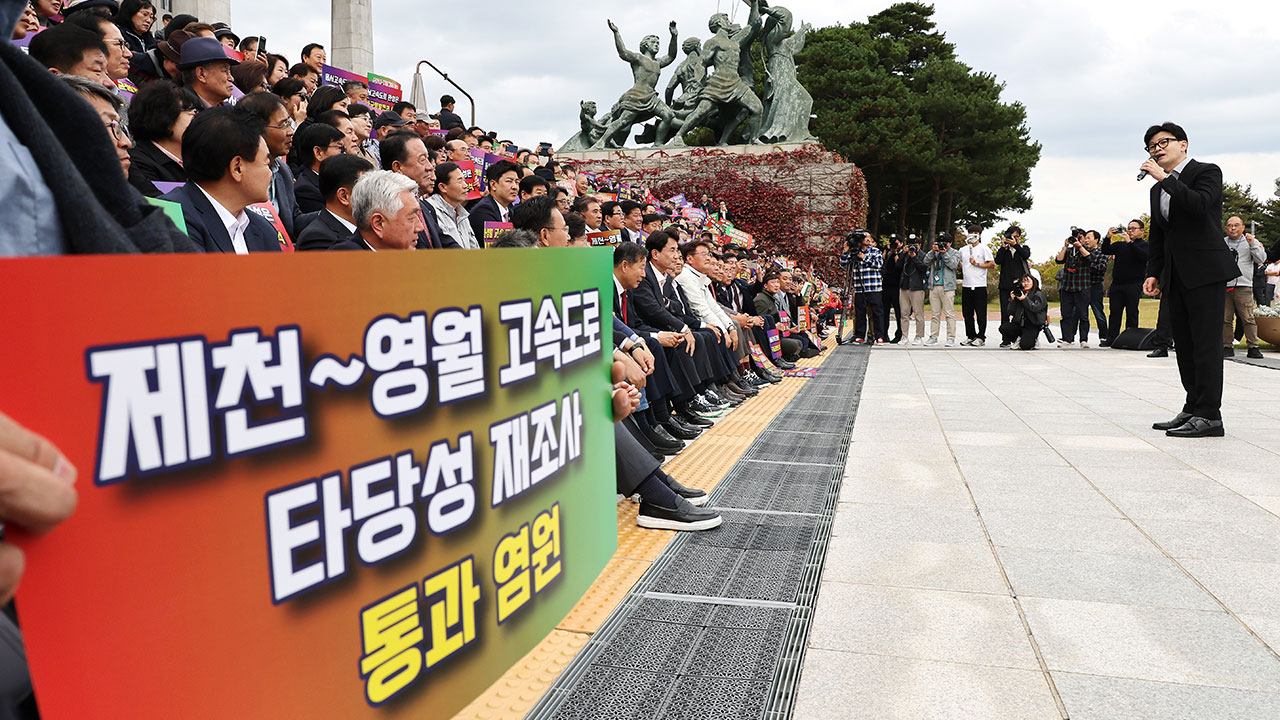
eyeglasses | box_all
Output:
[103,38,128,49]
[265,122,292,131]
[1144,137,1180,154]
[326,144,347,153]
[105,120,130,142]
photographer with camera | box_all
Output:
[999,273,1050,350]
[848,230,885,344]
[897,235,930,344]
[923,232,961,346]
[994,227,1032,347]
[881,235,905,342]
[1102,220,1150,343]
[1055,227,1102,347]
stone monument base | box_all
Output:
[559,143,866,281]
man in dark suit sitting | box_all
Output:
[296,154,374,250]
[159,106,281,253]
[380,129,458,249]
[292,123,345,214]
[330,170,425,251]
[1141,122,1240,438]
[467,159,520,241]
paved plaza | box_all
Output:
[797,344,1280,719]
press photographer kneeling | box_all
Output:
[999,274,1049,350]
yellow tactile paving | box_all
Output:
[448,629,590,720]
[556,556,652,633]
[450,337,842,720]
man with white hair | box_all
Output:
[331,170,423,251]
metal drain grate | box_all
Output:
[527,345,870,720]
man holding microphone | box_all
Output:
[1141,123,1240,438]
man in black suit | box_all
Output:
[467,159,520,241]
[160,106,281,253]
[296,154,374,250]
[437,94,464,131]
[330,170,424,251]
[380,130,459,249]
[292,123,344,214]
[1142,123,1240,438]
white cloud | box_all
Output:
[230,0,1280,244]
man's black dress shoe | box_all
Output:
[1223,346,1235,357]
[1152,412,1193,431]
[1166,417,1225,438]
[1147,347,1168,358]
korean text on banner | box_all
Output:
[1,249,617,719]
[321,64,369,91]
[367,73,403,114]
[482,222,514,246]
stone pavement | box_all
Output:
[795,343,1280,719]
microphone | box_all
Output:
[1136,153,1156,181]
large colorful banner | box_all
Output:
[1,250,617,718]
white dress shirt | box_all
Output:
[196,184,250,254]
[676,265,735,330]
[1160,156,1191,221]
[327,209,357,234]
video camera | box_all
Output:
[840,229,869,268]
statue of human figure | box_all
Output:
[591,20,680,149]
[661,37,706,144]
[666,0,764,147]
[757,5,815,143]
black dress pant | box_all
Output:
[854,290,883,340]
[1152,295,1172,349]
[1107,281,1141,342]
[882,285,902,340]
[961,287,988,340]
[1165,266,1226,420]
[998,287,1016,333]
[999,321,1039,350]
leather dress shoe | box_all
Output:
[756,371,782,384]
[774,358,796,369]
[1248,347,1265,359]
[727,380,756,397]
[1165,416,1225,438]
[661,475,708,506]
[645,426,684,454]
[637,496,721,531]
[1152,412,1192,431]
[1223,346,1235,357]
[662,419,701,440]
[1147,347,1168,358]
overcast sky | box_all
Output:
[230,0,1280,259]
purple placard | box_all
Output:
[321,64,368,91]
[152,181,186,195]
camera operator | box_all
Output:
[849,230,884,344]
[999,273,1049,350]
[1101,220,1149,343]
[881,235,905,342]
[897,235,929,344]
[1055,227,1097,347]
[923,233,961,346]
[994,227,1032,347]
[1082,230,1111,346]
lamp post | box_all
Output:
[408,60,474,126]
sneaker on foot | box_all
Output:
[637,496,722,531]
[945,338,956,347]
[1080,341,1089,348]
[999,341,1011,348]
[924,337,938,346]
[976,338,986,346]
[1248,347,1264,359]
[1057,340,1072,348]
[911,337,923,346]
